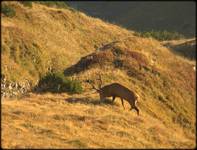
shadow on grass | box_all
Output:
[64,54,94,76]
[65,97,115,106]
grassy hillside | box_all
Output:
[1,1,196,149]
[1,1,132,86]
[2,93,195,148]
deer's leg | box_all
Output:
[130,105,139,115]
[112,96,116,103]
[134,106,140,116]
[121,98,125,109]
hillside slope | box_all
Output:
[2,1,132,89]
[1,2,196,149]
[2,93,195,148]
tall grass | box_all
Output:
[35,1,76,11]
[19,1,33,8]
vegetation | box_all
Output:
[1,1,195,149]
[35,72,83,94]
[1,4,16,17]
[18,1,75,11]
[36,1,68,8]
[35,1,76,11]
[19,1,33,8]
[113,59,123,68]
[2,93,195,148]
[1,32,48,83]
[134,30,185,41]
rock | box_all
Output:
[1,78,33,98]
[1,83,5,89]
[8,84,13,90]
[13,91,18,96]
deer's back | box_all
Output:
[101,83,135,100]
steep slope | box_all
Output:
[2,93,195,148]
[1,1,132,93]
[62,36,196,146]
[1,1,196,149]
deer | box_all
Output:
[86,75,140,115]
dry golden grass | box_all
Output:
[2,93,195,149]
[1,1,133,83]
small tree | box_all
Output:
[35,72,83,94]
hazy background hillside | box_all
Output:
[67,1,196,37]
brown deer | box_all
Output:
[86,75,140,115]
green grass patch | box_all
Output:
[134,30,185,41]
[35,1,76,12]
[2,4,16,17]
[17,1,76,11]
[19,1,33,8]
[113,59,123,68]
[35,72,83,94]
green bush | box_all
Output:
[36,1,68,9]
[134,30,185,41]
[112,48,124,56]
[113,59,123,68]
[2,4,16,17]
[36,72,83,94]
[35,1,76,12]
[20,1,33,8]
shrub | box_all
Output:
[35,1,76,12]
[2,4,16,17]
[36,1,68,9]
[112,48,124,57]
[35,72,83,94]
[20,1,33,8]
[113,59,123,68]
[134,30,185,41]
[63,79,83,94]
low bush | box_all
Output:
[2,4,16,17]
[36,1,67,9]
[35,72,83,94]
[19,1,33,8]
[135,30,185,41]
[35,1,76,12]
[113,59,123,68]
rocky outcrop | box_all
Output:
[1,76,33,98]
